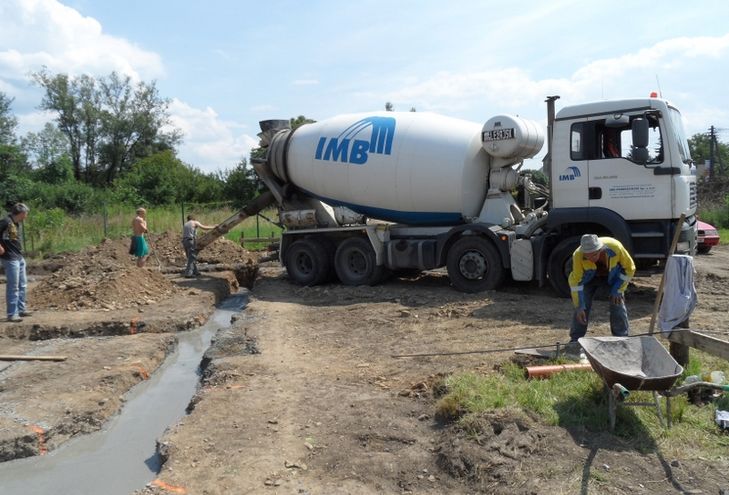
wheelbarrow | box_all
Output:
[578,336,684,430]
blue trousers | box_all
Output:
[569,277,629,342]
[182,238,199,276]
[2,257,27,318]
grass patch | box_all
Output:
[23,205,282,259]
[437,355,729,459]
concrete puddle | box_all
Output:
[0,292,248,495]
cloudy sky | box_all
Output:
[1,0,729,172]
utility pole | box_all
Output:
[709,125,716,177]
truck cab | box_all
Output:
[544,97,697,295]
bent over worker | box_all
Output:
[182,215,214,277]
[568,234,635,343]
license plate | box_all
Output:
[483,128,515,142]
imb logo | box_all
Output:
[315,116,395,165]
[559,166,581,182]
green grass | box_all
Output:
[23,205,282,259]
[436,351,729,459]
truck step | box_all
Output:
[632,253,667,259]
[630,232,665,238]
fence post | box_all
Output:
[256,214,260,238]
[103,203,108,238]
[181,202,186,228]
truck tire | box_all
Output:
[446,236,504,293]
[285,238,331,286]
[547,236,580,298]
[334,237,385,286]
[697,245,711,254]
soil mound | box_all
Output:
[436,410,550,494]
[30,234,260,310]
[148,232,259,267]
[30,238,178,311]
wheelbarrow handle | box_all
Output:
[665,382,729,397]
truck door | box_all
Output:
[550,118,590,209]
[584,116,670,220]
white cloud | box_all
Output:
[0,0,164,86]
[168,99,259,173]
[378,33,729,135]
[16,109,56,132]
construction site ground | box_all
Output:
[1,236,728,494]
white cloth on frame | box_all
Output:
[658,255,697,332]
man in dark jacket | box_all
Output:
[0,203,31,322]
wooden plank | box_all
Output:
[666,330,729,361]
[515,348,558,359]
[0,355,67,362]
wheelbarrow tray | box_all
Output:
[578,336,684,391]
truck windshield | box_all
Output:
[668,107,692,164]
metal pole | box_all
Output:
[181,202,186,228]
[709,126,716,178]
[256,214,260,238]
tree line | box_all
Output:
[0,69,261,214]
[2,74,728,217]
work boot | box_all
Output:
[7,315,23,322]
[563,341,582,360]
[20,311,33,317]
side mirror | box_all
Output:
[632,117,649,148]
[632,147,649,164]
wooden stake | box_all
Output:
[648,213,687,334]
[0,355,67,362]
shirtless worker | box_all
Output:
[182,215,214,277]
[130,207,150,268]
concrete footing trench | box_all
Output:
[0,266,248,495]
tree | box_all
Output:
[221,158,259,207]
[0,92,30,186]
[689,132,729,176]
[21,122,69,169]
[0,92,18,145]
[290,115,315,129]
[113,150,224,206]
[32,68,181,185]
[32,70,84,179]
[97,72,181,183]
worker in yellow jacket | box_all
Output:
[568,234,635,344]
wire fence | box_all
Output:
[20,200,282,258]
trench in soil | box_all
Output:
[0,292,248,495]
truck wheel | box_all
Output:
[547,237,580,298]
[334,237,385,286]
[285,238,331,286]
[446,236,504,293]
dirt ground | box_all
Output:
[1,236,728,494]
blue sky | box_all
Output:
[2,0,729,172]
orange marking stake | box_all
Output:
[29,425,48,455]
[130,318,139,335]
[133,363,150,380]
[151,479,187,494]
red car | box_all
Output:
[697,220,720,254]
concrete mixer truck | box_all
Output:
[235,95,696,295]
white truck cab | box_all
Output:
[543,97,697,295]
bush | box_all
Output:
[32,181,102,214]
